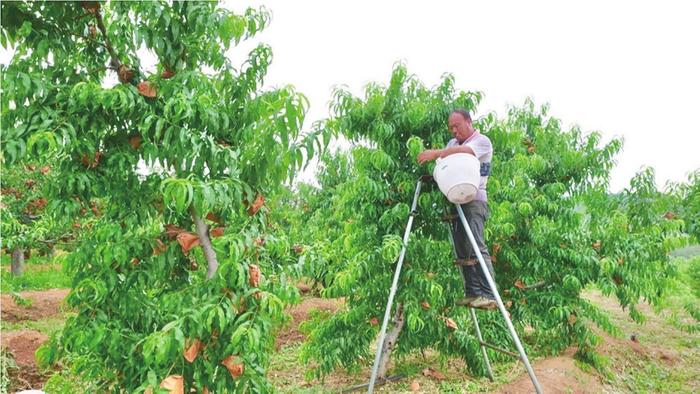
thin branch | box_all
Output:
[84,65,115,75]
[36,233,73,244]
[93,8,122,69]
[523,280,547,291]
[66,30,108,50]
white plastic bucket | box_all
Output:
[433,153,480,204]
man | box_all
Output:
[417,109,497,310]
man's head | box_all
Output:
[448,109,475,143]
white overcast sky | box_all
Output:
[228,0,700,192]
[3,1,698,192]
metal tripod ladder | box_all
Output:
[367,177,543,394]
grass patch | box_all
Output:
[0,263,71,293]
[0,252,53,266]
[657,256,700,333]
[581,256,700,393]
[2,315,71,337]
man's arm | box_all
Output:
[417,145,475,164]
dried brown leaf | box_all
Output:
[248,264,261,287]
[221,355,244,379]
[159,375,183,394]
[177,232,200,253]
[183,338,202,363]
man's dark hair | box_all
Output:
[451,109,472,122]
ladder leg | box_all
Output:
[468,307,495,381]
[445,220,469,297]
[455,204,543,394]
[367,180,423,394]
[446,214,495,381]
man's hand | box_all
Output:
[417,149,441,164]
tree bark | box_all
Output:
[94,9,122,70]
[191,210,219,280]
[376,303,405,379]
[11,246,24,277]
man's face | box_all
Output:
[448,112,474,143]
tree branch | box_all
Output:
[191,208,219,280]
[93,9,121,69]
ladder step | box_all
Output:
[478,341,519,358]
[454,258,477,266]
[441,214,458,222]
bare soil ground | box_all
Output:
[1,288,69,323]
[1,330,51,392]
[275,297,343,349]
[494,348,604,394]
[2,288,697,393]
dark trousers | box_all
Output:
[450,200,495,299]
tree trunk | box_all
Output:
[191,210,219,280]
[376,303,405,379]
[11,246,24,277]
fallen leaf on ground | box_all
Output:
[422,367,446,380]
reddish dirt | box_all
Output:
[275,297,343,349]
[1,288,70,323]
[495,348,604,394]
[1,330,51,391]
[496,289,691,394]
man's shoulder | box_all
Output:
[474,132,492,145]
[445,138,459,147]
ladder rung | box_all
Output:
[454,258,477,266]
[479,341,519,358]
[441,214,458,222]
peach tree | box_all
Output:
[0,161,69,275]
[299,65,687,379]
[2,1,326,392]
